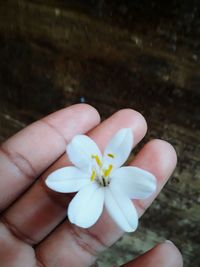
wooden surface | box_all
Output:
[0,1,200,266]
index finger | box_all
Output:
[0,104,100,211]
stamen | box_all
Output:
[104,164,113,177]
[107,153,115,158]
[91,155,102,167]
[90,170,96,181]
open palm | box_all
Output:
[0,104,182,267]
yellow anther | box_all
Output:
[91,155,102,167]
[107,153,115,158]
[103,164,113,177]
[90,170,96,181]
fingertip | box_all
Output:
[148,139,177,176]
[151,139,177,164]
[156,241,183,267]
[68,103,101,124]
[134,139,177,181]
[123,240,183,267]
[114,108,148,143]
[43,104,101,140]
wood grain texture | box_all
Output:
[0,1,199,266]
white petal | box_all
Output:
[105,184,138,232]
[110,166,156,199]
[103,128,133,169]
[45,167,90,193]
[67,135,102,171]
[68,183,104,228]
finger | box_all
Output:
[2,109,147,245]
[132,139,177,217]
[35,139,177,267]
[0,104,100,210]
[121,241,183,267]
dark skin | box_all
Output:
[0,104,183,267]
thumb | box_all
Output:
[121,241,183,267]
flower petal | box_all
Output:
[103,128,133,170]
[110,166,156,199]
[68,183,104,228]
[67,135,102,171]
[105,184,138,232]
[45,167,90,193]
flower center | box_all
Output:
[90,155,113,187]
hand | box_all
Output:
[0,104,182,267]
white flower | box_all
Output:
[45,128,156,232]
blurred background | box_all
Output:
[0,1,199,266]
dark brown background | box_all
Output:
[0,1,200,266]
